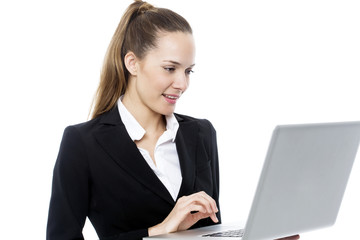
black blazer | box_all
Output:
[47,106,221,240]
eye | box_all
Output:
[164,67,175,72]
[186,69,194,75]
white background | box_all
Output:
[0,0,359,239]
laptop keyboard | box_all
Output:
[202,229,244,238]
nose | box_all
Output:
[173,73,189,92]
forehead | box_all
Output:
[143,31,196,66]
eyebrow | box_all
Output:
[163,60,195,68]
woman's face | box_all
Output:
[127,31,195,116]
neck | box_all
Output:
[122,93,166,133]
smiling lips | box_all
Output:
[162,94,180,104]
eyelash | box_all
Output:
[164,67,194,75]
[164,67,175,72]
[186,69,194,75]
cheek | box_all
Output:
[137,75,168,98]
[155,75,172,90]
[146,73,172,92]
[137,66,173,96]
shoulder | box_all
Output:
[59,117,100,151]
[66,115,102,133]
[64,107,121,135]
[174,113,217,144]
[175,113,216,132]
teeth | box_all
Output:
[165,95,178,99]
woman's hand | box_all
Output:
[276,235,300,240]
[148,191,219,236]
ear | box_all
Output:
[124,51,138,76]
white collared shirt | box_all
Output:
[117,98,182,201]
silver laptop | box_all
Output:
[144,121,360,240]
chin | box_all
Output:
[159,107,176,116]
[161,110,175,116]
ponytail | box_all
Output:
[90,0,192,119]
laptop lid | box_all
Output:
[242,121,360,239]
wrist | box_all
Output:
[148,223,166,237]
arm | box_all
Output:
[208,120,221,224]
[46,126,89,240]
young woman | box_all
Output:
[46,1,299,240]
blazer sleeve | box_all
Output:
[47,127,151,240]
[47,126,89,240]
[209,120,222,224]
[191,119,222,229]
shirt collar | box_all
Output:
[165,113,179,142]
[117,96,179,142]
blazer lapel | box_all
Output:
[175,115,198,199]
[94,107,175,206]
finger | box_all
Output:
[187,204,207,214]
[191,210,218,223]
[178,192,219,220]
[194,192,219,223]
[209,212,219,223]
[180,193,213,214]
[186,200,219,224]
[196,191,219,213]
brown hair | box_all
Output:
[90,0,192,119]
